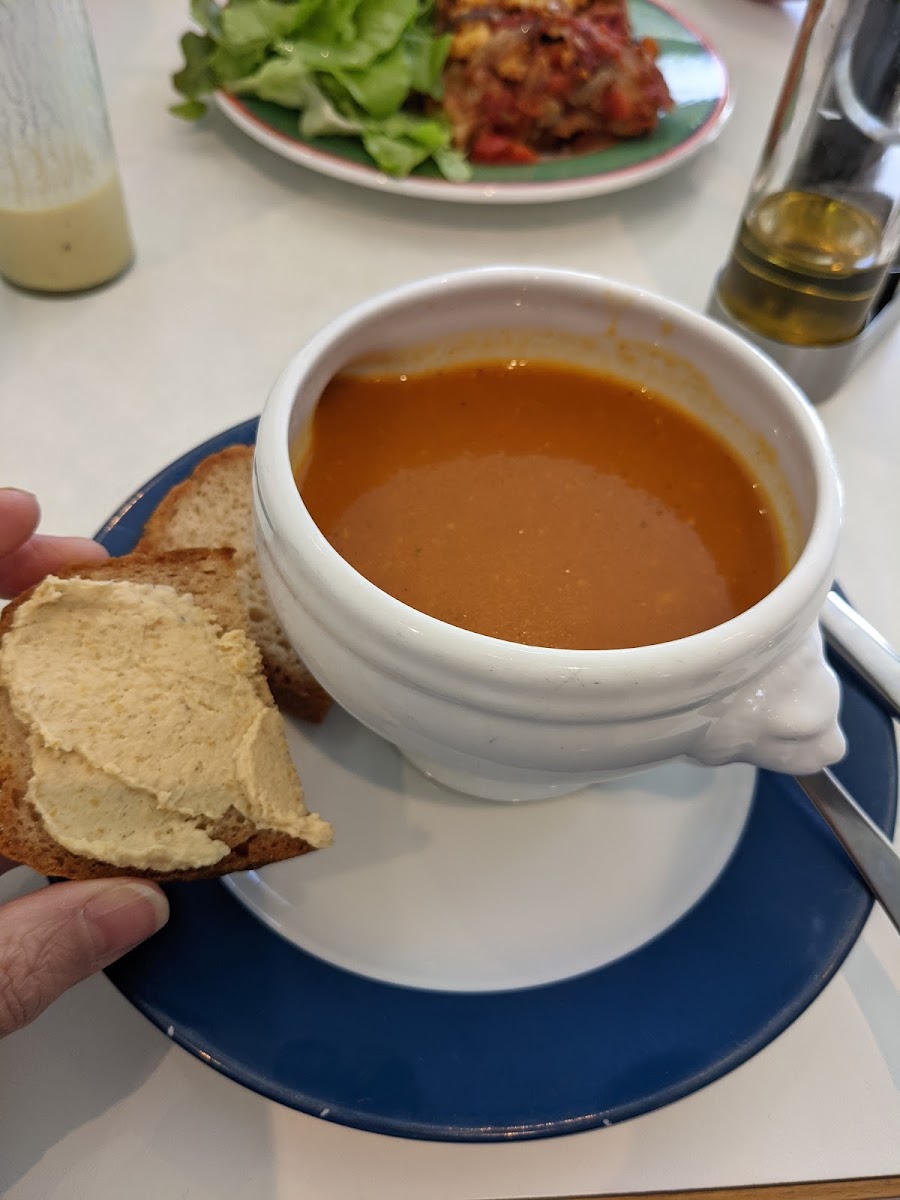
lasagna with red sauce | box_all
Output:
[439,0,673,164]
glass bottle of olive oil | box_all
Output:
[713,0,900,349]
[717,190,885,345]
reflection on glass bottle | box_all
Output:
[716,0,900,346]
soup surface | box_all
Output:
[296,359,788,650]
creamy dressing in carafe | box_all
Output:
[0,0,134,293]
[0,172,133,292]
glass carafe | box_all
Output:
[714,0,900,348]
[0,0,134,293]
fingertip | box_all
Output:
[0,878,171,1036]
[0,486,38,510]
[82,880,170,961]
[88,541,110,561]
[0,489,40,558]
[62,536,110,563]
[130,881,170,931]
[0,535,110,598]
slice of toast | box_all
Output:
[136,445,331,723]
[0,549,330,882]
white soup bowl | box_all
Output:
[253,267,845,801]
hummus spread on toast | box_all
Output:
[0,577,332,871]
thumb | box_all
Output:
[0,879,169,1037]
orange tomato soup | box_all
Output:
[295,359,788,650]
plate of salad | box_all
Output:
[172,0,731,203]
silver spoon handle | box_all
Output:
[795,769,900,935]
[820,590,900,724]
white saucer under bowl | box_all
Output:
[225,705,755,992]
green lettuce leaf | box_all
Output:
[378,111,452,148]
[210,42,267,83]
[403,25,450,99]
[170,98,209,120]
[219,0,315,49]
[362,131,429,175]
[340,0,418,66]
[432,145,471,181]
[283,0,418,72]
[297,0,360,46]
[171,31,217,114]
[171,0,471,179]
[333,41,412,119]
[189,0,223,38]
[298,85,365,138]
[361,111,463,175]
[228,49,315,107]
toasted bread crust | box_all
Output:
[137,445,332,723]
[139,446,256,551]
[0,550,319,881]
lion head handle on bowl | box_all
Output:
[690,624,845,775]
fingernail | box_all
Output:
[0,487,36,500]
[82,882,170,959]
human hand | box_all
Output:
[0,488,169,1037]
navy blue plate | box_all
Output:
[102,419,897,1142]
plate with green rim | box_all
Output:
[214,0,731,204]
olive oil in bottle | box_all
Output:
[717,190,886,346]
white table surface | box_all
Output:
[1,1,899,1196]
